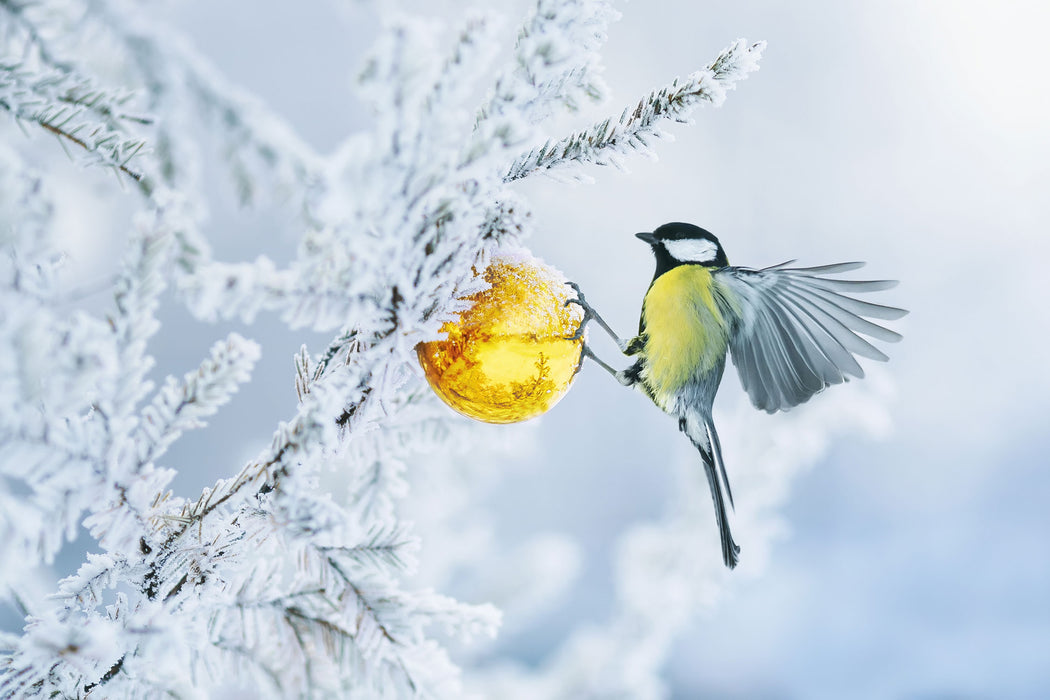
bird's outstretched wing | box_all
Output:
[715,262,907,413]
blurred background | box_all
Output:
[13,0,1049,697]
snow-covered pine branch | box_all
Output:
[0,148,92,580]
[505,38,766,181]
[0,61,149,181]
[1,1,768,697]
[478,0,620,126]
[86,0,326,200]
[130,333,261,496]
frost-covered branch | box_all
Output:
[478,0,618,129]
[0,147,108,577]
[134,334,261,475]
[1,2,770,697]
[89,0,325,199]
[0,61,150,181]
[505,38,766,181]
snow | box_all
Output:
[1,1,768,696]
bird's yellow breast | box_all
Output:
[640,265,730,404]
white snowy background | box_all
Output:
[3,0,1048,697]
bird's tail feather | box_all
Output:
[706,418,733,510]
[680,414,740,569]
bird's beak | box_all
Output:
[635,231,657,245]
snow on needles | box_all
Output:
[0,0,765,697]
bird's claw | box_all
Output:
[564,281,594,341]
[573,344,600,377]
[565,322,588,342]
[572,348,587,377]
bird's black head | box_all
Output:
[636,222,728,278]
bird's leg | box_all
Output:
[564,282,630,353]
[577,345,631,386]
[564,283,632,386]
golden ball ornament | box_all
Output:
[417,251,585,424]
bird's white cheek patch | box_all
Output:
[664,238,719,263]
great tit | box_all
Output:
[568,222,906,569]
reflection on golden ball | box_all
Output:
[417,252,584,424]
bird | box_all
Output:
[567,222,907,569]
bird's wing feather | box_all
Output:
[716,262,907,413]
